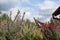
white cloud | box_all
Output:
[43,17,51,22]
[9,7,20,20]
[24,12,32,19]
[33,15,44,19]
[37,0,59,10]
[0,0,8,4]
[0,0,29,4]
[0,0,20,4]
[21,0,29,3]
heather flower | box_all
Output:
[34,18,60,40]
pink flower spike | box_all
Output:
[34,18,46,27]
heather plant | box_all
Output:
[0,10,42,40]
[1,10,60,40]
[34,18,60,40]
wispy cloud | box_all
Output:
[37,0,59,10]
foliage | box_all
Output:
[0,10,60,40]
[34,18,60,40]
[0,11,42,40]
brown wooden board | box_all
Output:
[52,7,60,16]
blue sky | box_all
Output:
[0,0,60,22]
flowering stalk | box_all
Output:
[14,10,20,21]
[19,12,25,25]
